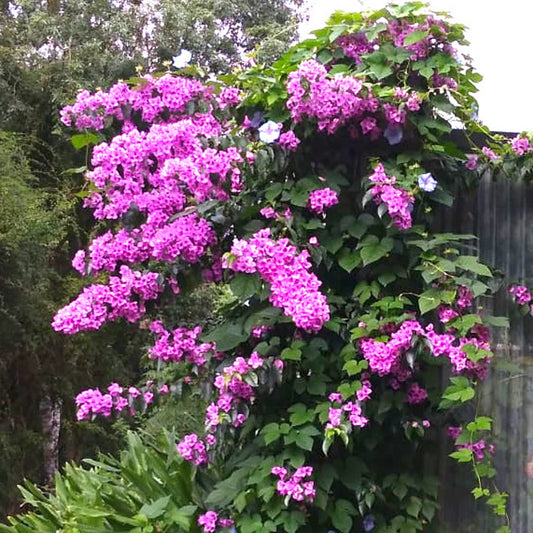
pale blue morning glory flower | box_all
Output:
[172,49,192,69]
[418,172,438,192]
[363,515,375,532]
[249,111,264,128]
[258,120,281,143]
[383,123,403,145]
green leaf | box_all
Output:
[280,510,306,533]
[169,505,197,528]
[289,405,315,426]
[265,183,283,202]
[206,468,251,507]
[461,343,492,363]
[350,327,367,340]
[360,238,393,266]
[429,188,454,206]
[378,272,396,286]
[364,51,393,80]
[421,501,437,522]
[71,132,100,150]
[338,249,361,272]
[331,499,355,533]
[369,62,393,80]
[440,376,475,407]
[343,359,368,376]
[406,496,422,518]
[281,346,302,361]
[261,423,281,445]
[317,49,333,64]
[329,63,351,75]
[484,315,509,328]
[288,431,314,451]
[328,24,349,43]
[450,448,473,463]
[338,382,357,399]
[466,416,492,432]
[230,274,262,300]
[201,321,248,351]
[366,22,387,41]
[322,234,344,254]
[455,255,492,277]
[63,165,88,175]
[392,483,408,500]
[418,289,441,314]
[307,375,327,396]
[403,29,429,46]
[140,496,170,519]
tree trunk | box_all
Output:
[39,395,62,485]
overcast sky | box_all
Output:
[300,0,533,133]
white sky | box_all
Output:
[300,0,533,132]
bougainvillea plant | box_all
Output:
[49,2,533,531]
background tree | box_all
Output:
[0,0,305,518]
[0,0,305,135]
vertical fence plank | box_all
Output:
[437,172,533,532]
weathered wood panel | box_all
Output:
[437,174,533,532]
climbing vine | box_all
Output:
[27,2,533,532]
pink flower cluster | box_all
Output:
[251,325,272,338]
[388,16,453,61]
[197,511,234,533]
[327,391,369,430]
[360,312,490,380]
[307,187,339,214]
[178,353,284,468]
[57,74,251,335]
[438,305,459,324]
[75,381,162,421]
[217,86,241,109]
[60,74,214,130]
[72,215,217,277]
[368,163,414,230]
[259,206,291,220]
[431,74,458,90]
[52,266,162,334]
[177,433,210,466]
[285,54,427,141]
[286,19,454,136]
[84,122,244,218]
[336,33,374,63]
[271,465,315,502]
[482,146,498,161]
[425,323,490,376]
[465,154,478,170]
[456,285,473,311]
[392,87,422,112]
[360,320,424,375]
[148,320,215,366]
[224,228,330,331]
[286,59,366,134]
[509,284,532,306]
[278,130,301,151]
[406,382,428,405]
[205,352,264,432]
[511,135,532,156]
[448,427,495,461]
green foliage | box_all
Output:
[0,431,200,533]
[0,0,304,134]
[0,0,305,517]
[5,1,519,531]
[190,3,510,530]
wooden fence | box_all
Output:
[436,172,533,532]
